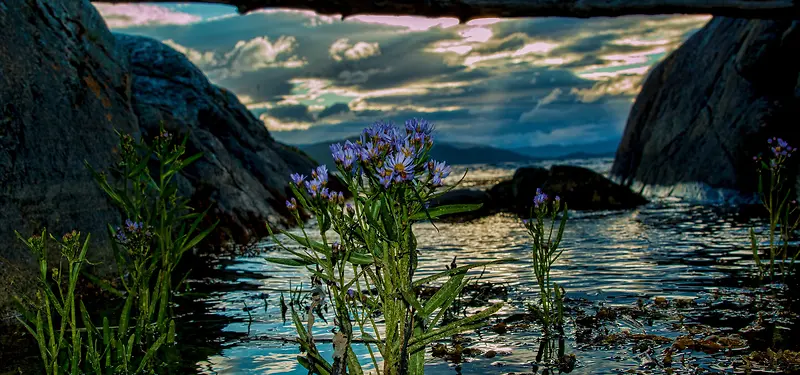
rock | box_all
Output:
[0,0,325,313]
[612,17,800,201]
[115,34,318,245]
[502,165,647,213]
[429,165,647,220]
[0,0,139,310]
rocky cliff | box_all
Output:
[611,17,800,202]
[0,0,316,312]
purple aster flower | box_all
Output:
[777,138,788,148]
[386,152,415,182]
[347,289,355,298]
[115,230,128,243]
[533,189,548,208]
[290,173,306,185]
[768,138,774,144]
[320,188,330,200]
[286,198,298,211]
[337,191,345,204]
[312,165,328,185]
[522,219,529,225]
[360,142,380,162]
[405,118,434,135]
[378,174,393,188]
[305,179,323,198]
[330,143,345,162]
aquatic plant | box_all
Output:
[86,127,217,372]
[750,137,800,281]
[523,189,568,335]
[268,119,508,375]
[14,127,216,374]
[13,230,92,375]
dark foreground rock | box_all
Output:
[433,165,648,219]
[0,0,319,313]
[611,17,800,199]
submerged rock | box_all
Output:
[611,17,800,201]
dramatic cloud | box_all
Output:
[94,4,200,28]
[329,39,381,61]
[98,8,710,148]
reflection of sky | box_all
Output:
[187,160,760,374]
[95,4,710,148]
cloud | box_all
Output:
[103,8,710,148]
[329,39,382,61]
[319,103,351,118]
[267,104,315,123]
[94,4,200,28]
[218,36,306,78]
[158,36,306,81]
[162,39,217,68]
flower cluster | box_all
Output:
[768,137,794,157]
[114,219,153,249]
[288,165,345,207]
[755,137,795,171]
[331,119,447,189]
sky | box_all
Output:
[93,3,710,149]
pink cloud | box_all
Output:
[94,4,201,28]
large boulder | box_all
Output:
[0,0,320,314]
[611,17,800,202]
[0,0,139,310]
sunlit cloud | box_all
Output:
[100,7,712,148]
[347,15,459,31]
[94,4,200,28]
[329,39,381,61]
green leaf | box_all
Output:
[413,258,515,287]
[410,203,483,221]
[421,272,466,318]
[265,257,316,267]
[409,302,503,352]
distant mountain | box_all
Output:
[512,139,620,159]
[298,139,534,166]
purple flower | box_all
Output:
[768,138,773,144]
[347,289,355,298]
[405,118,434,135]
[386,152,415,182]
[320,188,330,200]
[378,174,393,188]
[311,165,329,183]
[115,231,128,243]
[555,196,561,203]
[522,219,529,225]
[777,138,788,148]
[305,179,323,198]
[360,142,380,162]
[290,173,306,185]
[286,198,298,211]
[533,188,549,208]
[427,160,451,187]
[337,191,345,204]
